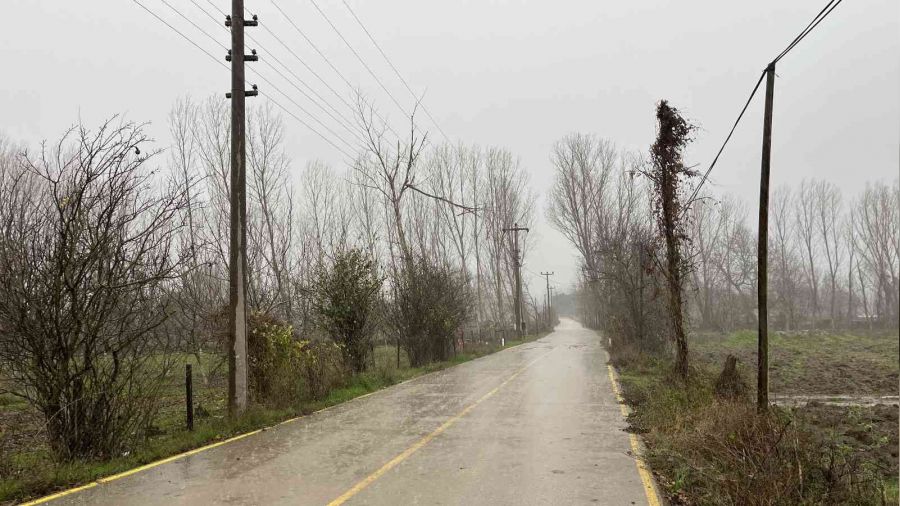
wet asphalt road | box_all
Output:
[49,319,649,505]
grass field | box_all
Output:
[0,332,545,504]
[690,329,899,396]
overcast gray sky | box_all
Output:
[3,0,898,294]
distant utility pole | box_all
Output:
[225,0,258,417]
[540,271,554,328]
[503,222,529,338]
[757,62,775,413]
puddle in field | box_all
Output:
[772,394,900,407]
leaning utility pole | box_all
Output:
[540,271,554,329]
[756,62,775,413]
[225,2,258,417]
[503,223,529,338]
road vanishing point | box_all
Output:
[40,319,657,505]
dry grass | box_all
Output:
[614,347,898,505]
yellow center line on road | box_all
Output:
[326,348,556,506]
[606,364,662,506]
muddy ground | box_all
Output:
[692,330,899,396]
[795,402,899,485]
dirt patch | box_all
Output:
[0,403,44,457]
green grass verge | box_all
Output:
[0,331,547,504]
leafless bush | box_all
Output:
[0,119,189,460]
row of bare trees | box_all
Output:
[549,132,899,356]
[166,96,539,345]
[689,178,899,332]
[0,96,541,459]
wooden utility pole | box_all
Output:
[503,223,529,338]
[757,62,775,413]
[225,2,258,417]
[540,271,554,329]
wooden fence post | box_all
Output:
[185,363,194,431]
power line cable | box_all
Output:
[248,67,364,153]
[132,0,228,69]
[186,0,364,142]
[256,25,360,118]
[265,1,361,98]
[202,0,226,17]
[340,0,452,143]
[261,90,356,163]
[305,0,410,118]
[162,0,364,149]
[256,59,367,147]
[189,0,222,24]
[683,70,766,213]
[159,0,226,49]
[684,0,844,211]
[774,0,842,64]
[523,266,544,279]
[265,0,401,139]
[131,0,360,160]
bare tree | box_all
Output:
[795,179,821,325]
[844,213,857,328]
[813,180,843,329]
[770,187,799,331]
[687,196,720,329]
[353,97,429,267]
[547,133,616,288]
[713,197,756,328]
[247,104,295,321]
[166,98,225,384]
[547,133,666,351]
[482,147,536,327]
[854,181,899,326]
